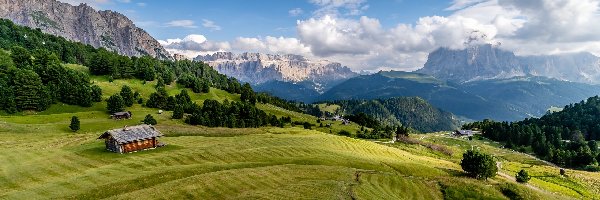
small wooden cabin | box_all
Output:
[111,111,132,120]
[98,125,164,153]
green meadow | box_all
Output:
[0,67,598,199]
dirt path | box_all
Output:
[496,162,554,196]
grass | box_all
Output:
[1,65,598,199]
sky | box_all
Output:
[61,0,600,72]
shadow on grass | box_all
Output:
[69,141,184,161]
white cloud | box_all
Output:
[232,36,312,56]
[159,34,230,58]
[154,0,600,72]
[201,19,222,31]
[165,20,197,28]
[289,8,304,16]
[137,2,146,7]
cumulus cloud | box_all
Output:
[201,19,222,31]
[165,20,198,28]
[156,0,600,72]
[159,34,230,58]
[232,36,312,56]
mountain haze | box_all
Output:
[320,71,600,121]
[0,0,171,59]
[418,44,600,84]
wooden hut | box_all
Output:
[98,125,164,153]
[111,111,132,120]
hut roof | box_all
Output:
[112,111,131,116]
[98,125,163,144]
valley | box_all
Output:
[2,0,600,199]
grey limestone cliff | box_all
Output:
[0,0,171,59]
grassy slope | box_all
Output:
[0,64,597,199]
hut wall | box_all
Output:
[105,139,120,153]
[120,139,155,153]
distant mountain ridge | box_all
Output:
[320,71,600,121]
[0,0,171,59]
[196,52,358,94]
[418,44,600,84]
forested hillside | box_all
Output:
[464,96,600,169]
[0,19,304,129]
[312,97,460,133]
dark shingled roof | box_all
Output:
[98,125,163,144]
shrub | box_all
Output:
[515,169,530,183]
[106,94,124,114]
[69,116,80,132]
[338,130,351,137]
[460,150,497,180]
[143,114,157,125]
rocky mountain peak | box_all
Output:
[418,44,600,84]
[0,0,172,60]
[195,52,358,90]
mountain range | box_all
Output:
[195,52,357,101]
[0,0,171,59]
[418,44,600,84]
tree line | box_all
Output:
[0,47,101,113]
[0,18,304,116]
[464,96,600,169]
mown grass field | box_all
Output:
[0,65,598,199]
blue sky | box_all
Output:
[80,0,454,41]
[64,0,600,71]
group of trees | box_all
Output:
[0,47,101,113]
[464,96,600,168]
[185,99,287,128]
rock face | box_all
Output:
[196,52,358,93]
[418,44,600,84]
[0,0,171,59]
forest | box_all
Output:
[0,19,301,129]
[464,96,600,169]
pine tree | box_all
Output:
[106,94,125,114]
[91,85,103,102]
[120,85,134,107]
[13,69,45,111]
[69,116,80,132]
[172,105,184,119]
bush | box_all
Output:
[460,150,497,180]
[143,114,157,125]
[583,165,600,172]
[303,122,312,129]
[69,116,80,132]
[338,130,351,137]
[515,169,530,183]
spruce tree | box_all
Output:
[91,85,103,102]
[69,116,80,132]
[106,94,125,114]
[172,105,184,119]
[120,85,134,107]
